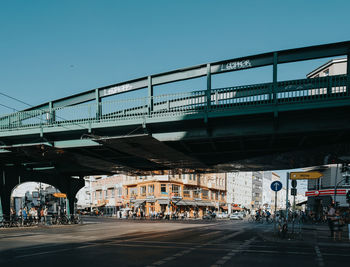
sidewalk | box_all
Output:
[258,222,350,247]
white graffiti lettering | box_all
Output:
[103,84,133,96]
[223,60,252,71]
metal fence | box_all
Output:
[0,75,348,132]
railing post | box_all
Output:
[49,101,55,124]
[327,76,333,97]
[273,52,278,104]
[347,50,350,94]
[40,110,43,137]
[206,63,211,111]
[148,76,153,115]
[95,89,101,120]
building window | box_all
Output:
[202,190,209,199]
[221,192,225,200]
[182,174,186,180]
[193,189,200,199]
[129,187,137,197]
[172,184,180,196]
[105,190,108,199]
[140,186,146,196]
[148,184,154,195]
[161,184,167,194]
[117,188,122,197]
[183,186,191,197]
[323,69,329,76]
[108,188,115,198]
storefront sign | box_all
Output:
[305,189,346,196]
[53,193,67,198]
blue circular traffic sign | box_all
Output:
[271,181,282,192]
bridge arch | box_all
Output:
[0,167,84,217]
[11,182,65,215]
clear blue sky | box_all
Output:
[1,0,349,113]
[0,0,348,186]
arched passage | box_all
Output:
[0,166,85,217]
[11,182,67,217]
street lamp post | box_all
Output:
[333,164,339,205]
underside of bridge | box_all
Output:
[0,105,349,177]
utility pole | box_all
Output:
[333,164,339,205]
[285,172,290,222]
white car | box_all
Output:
[216,213,229,219]
[229,212,244,220]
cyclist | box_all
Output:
[266,210,271,222]
[255,209,261,221]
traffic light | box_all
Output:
[346,191,350,204]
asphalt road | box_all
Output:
[0,217,349,267]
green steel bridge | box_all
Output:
[1,41,350,216]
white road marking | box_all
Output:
[212,236,256,266]
[200,231,221,237]
[153,260,166,265]
[314,245,325,267]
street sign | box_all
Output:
[291,188,297,196]
[53,193,67,198]
[290,171,323,180]
[270,181,282,192]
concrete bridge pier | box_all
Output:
[0,167,85,218]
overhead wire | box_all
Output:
[0,91,91,131]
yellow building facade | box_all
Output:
[123,173,226,217]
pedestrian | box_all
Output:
[327,204,336,239]
[40,208,44,224]
[334,209,345,241]
[43,207,48,225]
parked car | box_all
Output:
[202,211,216,220]
[216,213,229,219]
[229,212,244,220]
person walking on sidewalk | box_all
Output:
[327,204,336,239]
[334,209,345,241]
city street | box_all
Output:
[1,218,349,267]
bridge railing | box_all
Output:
[0,75,348,132]
[277,75,348,104]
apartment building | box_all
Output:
[252,172,263,209]
[226,172,253,212]
[123,173,226,217]
[89,174,126,215]
[307,58,346,78]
